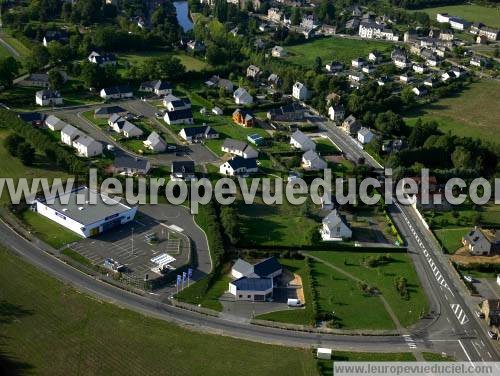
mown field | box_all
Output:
[0,248,318,376]
[285,37,392,68]
[405,80,500,145]
[410,4,500,28]
[237,199,319,247]
[308,251,429,328]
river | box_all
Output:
[173,1,194,32]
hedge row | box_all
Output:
[0,109,86,175]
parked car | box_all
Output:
[475,311,485,319]
[464,275,473,283]
[487,330,497,339]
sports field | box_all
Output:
[0,248,317,375]
[411,4,500,28]
[405,80,500,145]
[285,37,392,68]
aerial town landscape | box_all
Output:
[0,0,499,375]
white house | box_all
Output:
[100,86,133,100]
[302,150,327,171]
[271,46,286,58]
[412,86,428,96]
[163,94,191,112]
[179,125,219,143]
[368,51,383,63]
[436,13,450,23]
[143,131,167,152]
[449,17,470,31]
[290,130,315,151]
[292,82,309,101]
[164,109,194,125]
[229,257,282,301]
[357,127,374,144]
[212,106,223,115]
[139,80,172,96]
[219,156,258,176]
[328,104,345,122]
[221,139,258,159]
[233,87,253,105]
[35,90,63,106]
[34,186,136,238]
[351,57,365,68]
[88,51,117,66]
[325,61,343,73]
[108,114,143,138]
[72,135,103,157]
[171,161,195,181]
[45,115,67,131]
[321,210,352,241]
[61,124,84,146]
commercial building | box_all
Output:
[33,186,137,238]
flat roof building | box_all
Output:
[34,186,137,238]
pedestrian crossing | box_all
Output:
[403,334,417,349]
[450,303,469,325]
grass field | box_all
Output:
[308,251,429,328]
[285,37,392,68]
[0,130,70,204]
[434,227,469,254]
[0,248,318,375]
[175,273,232,311]
[410,4,500,28]
[119,51,209,72]
[20,210,81,249]
[256,258,316,325]
[237,199,318,247]
[311,258,396,330]
[405,80,500,145]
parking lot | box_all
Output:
[69,210,190,280]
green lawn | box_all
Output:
[0,86,39,111]
[410,4,500,28]
[308,251,429,328]
[0,44,12,59]
[405,80,500,145]
[434,227,469,254]
[0,248,317,375]
[314,137,341,156]
[237,199,318,247]
[0,130,71,204]
[175,273,232,311]
[285,37,392,68]
[174,53,210,72]
[256,258,315,325]
[20,210,81,248]
[312,258,396,330]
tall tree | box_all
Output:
[0,57,20,88]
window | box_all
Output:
[247,295,251,298]
[239,295,242,298]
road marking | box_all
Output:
[458,339,474,367]
[403,334,417,349]
[451,303,469,325]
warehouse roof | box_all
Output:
[37,186,134,226]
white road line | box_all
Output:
[458,339,474,367]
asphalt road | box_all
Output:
[0,218,415,353]
[313,115,500,362]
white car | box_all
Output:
[464,275,473,283]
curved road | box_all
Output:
[0,217,420,353]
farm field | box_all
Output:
[405,80,500,145]
[0,248,317,376]
[410,4,500,28]
[308,251,429,328]
[285,37,392,68]
[0,130,71,204]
